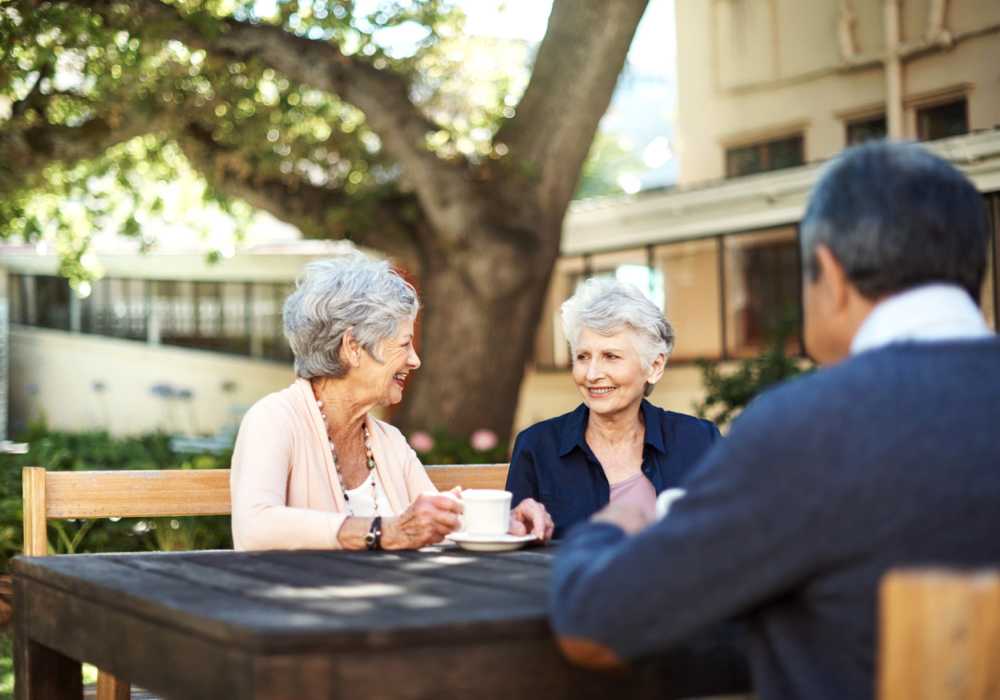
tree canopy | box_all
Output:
[1,0,651,440]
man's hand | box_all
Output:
[590,500,654,535]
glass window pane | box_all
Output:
[533,257,585,369]
[8,274,26,325]
[769,136,804,170]
[154,280,196,348]
[221,282,251,355]
[254,283,293,362]
[724,227,801,358]
[847,115,887,145]
[726,134,804,177]
[35,275,71,331]
[195,281,223,348]
[917,99,968,141]
[656,239,722,361]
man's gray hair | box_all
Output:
[283,251,419,379]
[561,277,675,396]
[801,141,989,300]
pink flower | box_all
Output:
[408,430,435,453]
[470,429,498,452]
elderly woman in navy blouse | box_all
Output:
[506,278,721,538]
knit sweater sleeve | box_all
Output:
[550,380,841,660]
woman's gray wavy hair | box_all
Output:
[560,277,675,397]
[283,252,419,379]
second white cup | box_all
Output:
[459,489,512,536]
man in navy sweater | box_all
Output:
[550,141,1000,700]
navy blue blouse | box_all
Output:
[506,400,721,538]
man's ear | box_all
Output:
[339,329,362,368]
[814,244,850,313]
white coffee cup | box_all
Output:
[458,489,512,536]
[655,488,686,520]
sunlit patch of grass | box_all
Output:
[1,632,12,700]
[0,633,97,699]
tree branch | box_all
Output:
[175,121,421,265]
[496,0,649,212]
[0,107,164,200]
[72,0,464,214]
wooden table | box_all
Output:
[12,546,747,699]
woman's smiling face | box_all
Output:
[356,317,420,407]
[571,327,662,417]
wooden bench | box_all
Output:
[878,568,1000,700]
[21,463,509,700]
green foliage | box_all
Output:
[575,131,646,200]
[0,0,509,275]
[694,321,814,429]
[0,421,233,575]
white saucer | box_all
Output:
[446,532,537,552]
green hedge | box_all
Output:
[0,421,234,573]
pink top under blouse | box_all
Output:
[609,471,657,521]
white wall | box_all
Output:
[9,327,295,437]
[8,324,716,441]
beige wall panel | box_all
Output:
[776,0,841,77]
[680,67,885,184]
[9,327,294,437]
[853,0,885,55]
[902,0,934,44]
[715,0,778,89]
[905,33,1000,133]
[948,0,1000,35]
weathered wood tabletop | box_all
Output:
[12,545,743,700]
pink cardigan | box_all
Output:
[230,378,436,550]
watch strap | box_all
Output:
[366,516,382,551]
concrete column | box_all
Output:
[884,0,905,139]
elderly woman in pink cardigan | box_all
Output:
[231,252,553,551]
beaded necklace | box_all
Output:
[315,399,379,517]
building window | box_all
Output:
[34,275,72,331]
[725,134,804,178]
[846,114,887,145]
[723,227,801,357]
[655,238,722,361]
[917,98,968,141]
[253,282,294,362]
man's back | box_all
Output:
[551,338,1000,700]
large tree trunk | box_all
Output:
[394,197,564,440]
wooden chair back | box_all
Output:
[424,463,509,491]
[878,568,1000,700]
[22,467,232,557]
[22,463,510,556]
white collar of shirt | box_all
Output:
[851,283,993,355]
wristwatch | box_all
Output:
[365,516,383,551]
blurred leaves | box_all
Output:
[0,419,234,573]
[694,315,814,429]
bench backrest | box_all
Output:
[878,568,1000,700]
[22,464,509,556]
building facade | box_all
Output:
[4,0,999,439]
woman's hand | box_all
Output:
[590,500,654,535]
[509,498,555,542]
[382,493,463,550]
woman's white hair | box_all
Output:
[561,277,675,396]
[283,251,419,379]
